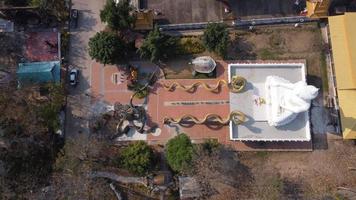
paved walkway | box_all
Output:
[65,0,105,137]
[90,60,312,151]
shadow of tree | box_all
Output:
[228,35,257,60]
[191,145,254,198]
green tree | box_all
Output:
[166,133,193,172]
[88,31,126,65]
[138,26,178,62]
[37,84,65,131]
[100,0,136,32]
[30,0,69,21]
[202,23,230,57]
[120,141,155,175]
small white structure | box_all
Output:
[265,76,318,126]
[190,56,216,74]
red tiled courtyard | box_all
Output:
[90,60,312,151]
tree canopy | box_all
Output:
[100,0,136,32]
[29,0,69,21]
[138,26,178,62]
[166,133,193,172]
[120,141,155,175]
[88,31,126,65]
[202,23,230,57]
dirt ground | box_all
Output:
[0,33,25,73]
[235,139,356,199]
[163,23,327,91]
[230,23,327,92]
[146,0,224,24]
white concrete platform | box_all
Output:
[229,63,311,141]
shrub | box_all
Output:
[259,49,277,60]
[38,84,65,131]
[100,0,136,31]
[134,87,149,99]
[127,83,149,99]
[202,23,230,57]
[120,141,155,175]
[178,38,205,55]
[60,31,70,61]
[88,31,127,65]
[166,133,193,172]
[201,139,220,154]
[138,26,179,62]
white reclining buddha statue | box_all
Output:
[265,76,319,127]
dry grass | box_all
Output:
[229,23,327,93]
[0,33,25,72]
[238,140,356,199]
[163,23,327,91]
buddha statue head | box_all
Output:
[293,81,319,101]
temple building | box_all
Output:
[328,12,356,139]
[306,0,331,18]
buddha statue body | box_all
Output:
[265,76,319,127]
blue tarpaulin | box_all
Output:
[17,61,60,87]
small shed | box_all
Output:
[134,10,154,31]
[0,18,14,32]
[17,61,61,87]
[178,177,202,200]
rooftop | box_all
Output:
[329,12,356,139]
[17,61,61,86]
[24,32,60,62]
[229,63,311,142]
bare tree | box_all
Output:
[190,144,253,199]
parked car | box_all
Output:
[69,68,79,86]
[70,9,78,28]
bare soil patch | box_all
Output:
[238,140,356,199]
[163,23,327,92]
[0,33,25,73]
[230,23,327,92]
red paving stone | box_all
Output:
[25,32,59,62]
[91,61,312,151]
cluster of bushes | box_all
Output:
[127,83,149,99]
[118,134,222,176]
[60,31,70,62]
[178,37,206,55]
[37,84,65,131]
[165,134,221,173]
[166,134,194,172]
[88,0,136,65]
[202,23,230,58]
[138,23,230,60]
[88,31,127,65]
[4,0,69,21]
[91,1,231,65]
[120,141,155,175]
[100,0,135,32]
[138,26,179,62]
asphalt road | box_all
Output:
[65,0,105,136]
